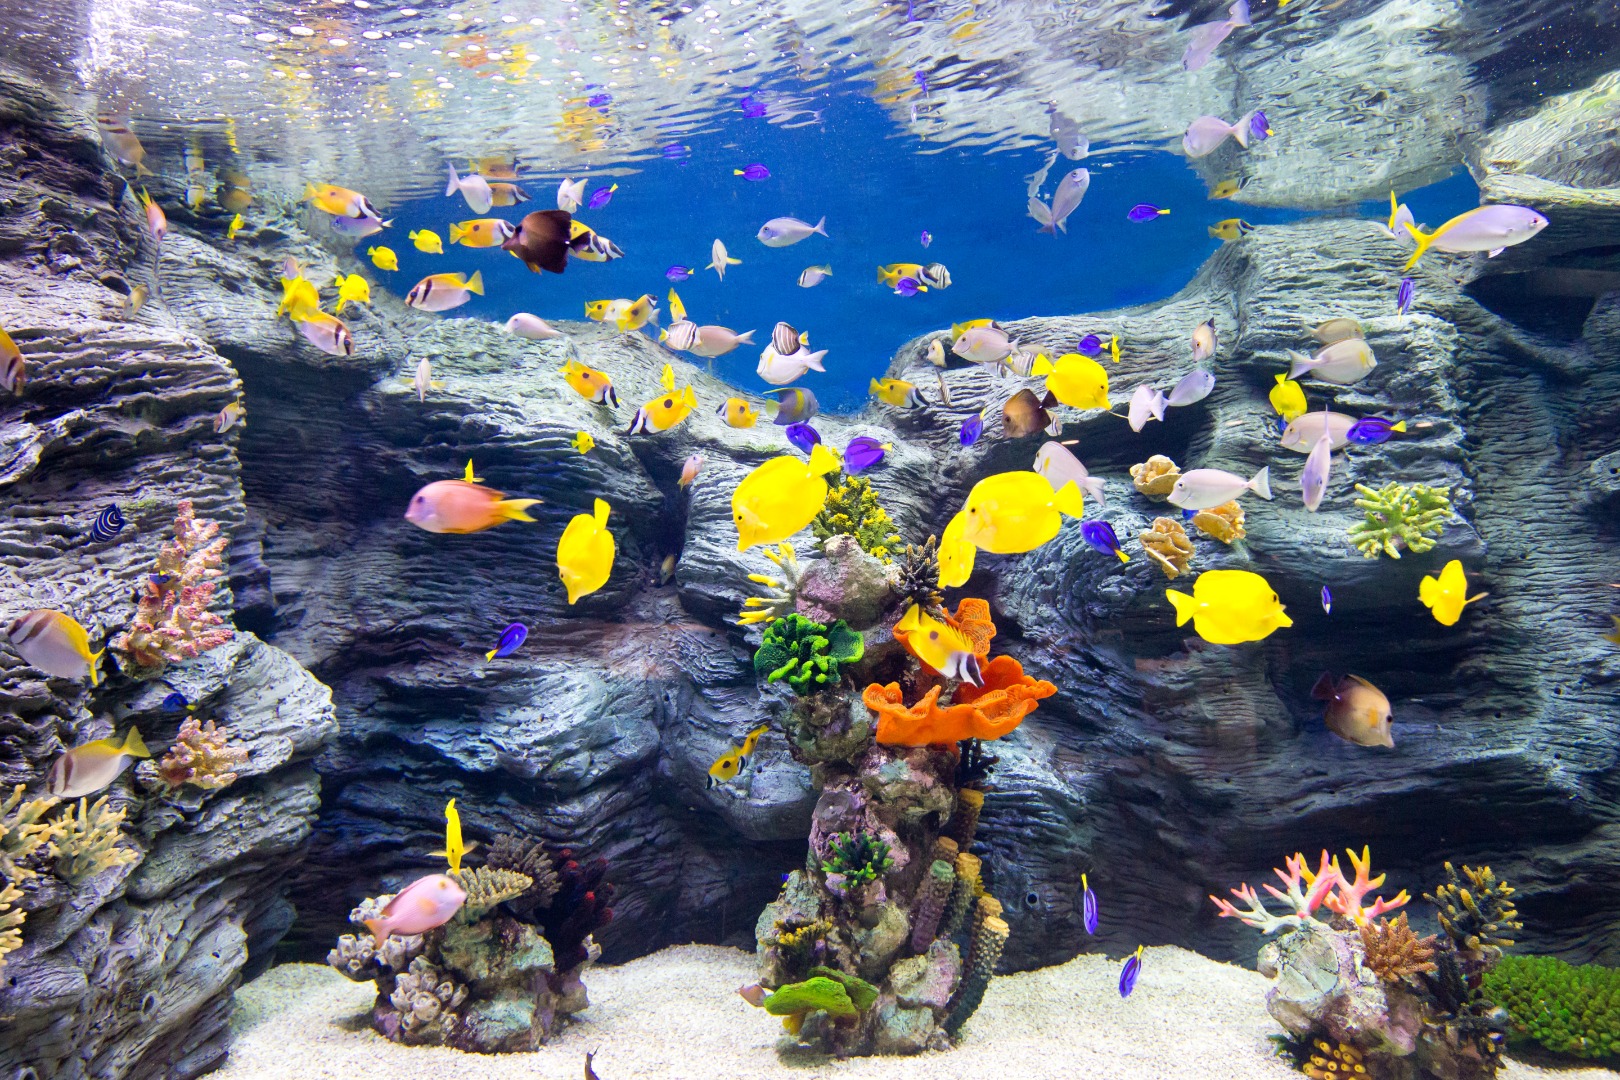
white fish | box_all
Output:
[1028,197,1054,231]
[1280,411,1356,453]
[1166,370,1215,407]
[1378,200,1417,248]
[661,321,700,351]
[757,345,827,385]
[1045,168,1090,234]
[926,339,946,367]
[505,313,563,340]
[798,265,831,288]
[1301,420,1334,512]
[329,214,391,238]
[1047,105,1089,161]
[1127,384,1167,432]
[691,325,754,358]
[1168,466,1271,511]
[413,356,444,402]
[708,238,741,280]
[47,729,150,798]
[556,177,586,213]
[1182,0,1251,72]
[1033,440,1105,505]
[6,609,103,683]
[1182,113,1259,158]
[1004,349,1041,378]
[757,216,827,248]
[1191,319,1217,361]
[952,326,1015,366]
[1287,339,1377,385]
[445,163,493,215]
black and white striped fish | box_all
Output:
[770,321,805,355]
[917,262,952,290]
[90,504,126,544]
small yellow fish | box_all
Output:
[122,284,149,319]
[333,273,371,314]
[5,608,103,685]
[572,431,596,454]
[430,798,475,873]
[877,262,926,287]
[1210,179,1244,199]
[557,498,616,604]
[617,294,659,333]
[951,318,995,342]
[1419,560,1487,627]
[584,298,620,322]
[215,401,245,432]
[410,229,444,254]
[731,443,842,551]
[707,724,770,788]
[1208,218,1254,242]
[562,361,620,407]
[0,325,23,393]
[1269,374,1307,421]
[960,471,1086,554]
[368,246,399,271]
[305,183,378,219]
[277,268,320,319]
[716,397,760,428]
[448,218,516,249]
[870,377,926,408]
[660,363,676,391]
[894,603,982,683]
[1104,335,1121,364]
[668,287,687,323]
[1032,353,1109,410]
[227,213,245,240]
[1166,569,1293,645]
[628,386,697,435]
[938,510,976,588]
[463,460,483,483]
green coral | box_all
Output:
[1483,954,1620,1062]
[752,614,864,696]
[762,976,859,1018]
[1348,481,1453,559]
[821,831,894,886]
[808,965,879,1011]
[812,475,903,564]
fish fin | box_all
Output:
[1082,478,1107,507]
[121,726,150,759]
[953,652,983,687]
[363,918,387,949]
[1232,115,1252,149]
[1031,354,1054,376]
[1391,420,1407,432]
[1286,350,1311,379]
[592,498,610,526]
[1042,390,1059,409]
[1467,591,1490,606]
[464,270,484,295]
[1488,247,1504,258]
[1229,0,1251,24]
[807,443,841,477]
[735,330,755,345]
[1401,221,1435,270]
[1166,589,1197,627]
[485,648,498,661]
[445,163,460,196]
[449,223,465,243]
[812,217,827,236]
[1310,672,1336,701]
[1248,466,1272,500]
[804,350,826,372]
[1052,480,1086,519]
[1115,549,1130,563]
[498,498,541,522]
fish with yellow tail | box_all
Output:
[363,873,466,947]
[1419,559,1486,626]
[304,182,381,220]
[410,229,444,254]
[448,218,517,249]
[1400,203,1548,271]
[938,511,976,588]
[333,273,371,314]
[407,356,445,402]
[226,213,245,240]
[628,386,697,435]
[959,471,1086,554]
[368,245,399,271]
[291,309,355,357]
[877,263,926,288]
[1165,569,1292,644]
[1269,373,1307,421]
[47,728,150,798]
[463,461,483,483]
[1032,352,1109,410]
[430,797,477,873]
[870,378,926,408]
[1313,673,1394,748]
[716,397,760,428]
[572,431,595,454]
[404,479,540,534]
[6,609,104,684]
[277,259,320,319]
[615,294,659,333]
[707,724,770,788]
[894,603,983,685]
[558,498,616,604]
[732,443,842,551]
[562,360,619,408]
[406,271,483,313]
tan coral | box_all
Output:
[1191,500,1246,544]
[52,796,139,884]
[1140,517,1195,579]
[1359,912,1437,983]
[0,878,24,970]
[155,718,249,791]
[1,784,61,881]
[1130,454,1181,499]
[451,866,534,916]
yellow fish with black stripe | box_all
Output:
[707,724,769,788]
[1208,218,1254,242]
[628,385,697,435]
[716,396,760,428]
[562,360,619,408]
[870,377,926,408]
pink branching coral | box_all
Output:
[1210,847,1408,934]
[155,718,249,791]
[111,500,233,675]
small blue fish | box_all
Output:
[662,143,690,160]
[913,69,928,93]
[1082,873,1099,935]
[588,184,618,209]
[1128,204,1170,223]
[486,622,528,661]
[771,387,820,426]
[843,436,889,474]
[1181,509,1197,521]
[665,265,695,282]
[587,92,612,110]
[784,422,821,454]
[1080,521,1130,563]
[160,691,194,713]
[1249,110,1273,142]
[1321,586,1333,615]
[1119,946,1143,997]
[734,164,770,181]
[740,96,767,118]
[959,411,984,447]
[91,504,126,544]
[1346,417,1407,445]
[894,277,925,297]
[1077,334,1102,357]
[1396,277,1414,316]
[150,572,177,591]
[920,230,932,248]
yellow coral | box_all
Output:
[52,797,139,884]
[1,784,61,881]
[0,878,23,971]
[1304,1038,1367,1078]
[1129,455,1181,499]
[739,543,804,627]
[1140,517,1195,579]
[1191,500,1245,544]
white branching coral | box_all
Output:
[111,500,233,676]
[0,878,24,970]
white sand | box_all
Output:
[218,945,1620,1080]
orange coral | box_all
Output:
[864,660,1054,747]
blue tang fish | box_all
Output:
[1119,946,1144,997]
[1081,873,1099,935]
[843,436,889,474]
[784,422,821,454]
[486,622,528,661]
[1080,521,1130,563]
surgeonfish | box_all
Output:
[305,182,380,219]
[628,386,698,434]
[717,397,761,428]
[405,271,483,312]
[556,177,586,213]
[766,386,819,426]
[445,163,494,214]
[1167,467,1272,511]
[404,480,540,534]
[757,345,826,385]
[1033,441,1106,505]
[362,873,467,947]
[1181,0,1252,72]
[757,216,827,247]
[46,728,150,798]
[1280,411,1355,453]
[1082,874,1100,934]
[1119,946,1145,998]
[870,378,925,408]
[1127,385,1168,432]
[731,443,842,551]
[278,261,320,319]
[557,499,616,604]
[843,437,889,474]
[333,273,371,313]
[959,471,1086,554]
[1182,111,1267,158]
[562,361,619,407]
[485,622,528,662]
[1032,353,1109,410]
[708,238,741,279]
[502,210,573,273]
[328,213,390,238]
[1080,520,1130,563]
[1401,203,1549,270]
[431,798,474,873]
[506,313,563,340]
[1191,319,1218,361]
[1269,374,1307,421]
[1002,388,1058,438]
[411,356,445,402]
[1346,417,1407,445]
[448,218,517,248]
[691,326,755,358]
[1300,412,1335,512]
[216,401,245,432]
[894,603,983,685]
[938,511,977,588]
[572,432,595,455]
[0,325,24,393]
[292,309,355,356]
[1311,317,1364,344]
[1165,569,1292,644]
[410,229,445,254]
[1040,169,1090,234]
[1287,338,1377,385]
[6,609,103,684]
[667,288,688,323]
[798,265,832,288]
[1128,204,1171,222]
[368,246,399,271]
[1313,673,1394,748]
[708,724,769,788]
[1166,370,1215,407]
[1419,559,1486,627]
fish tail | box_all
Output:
[1391,420,1408,432]
[1115,549,1130,563]
[1248,466,1272,501]
[812,216,827,237]
[1401,221,1434,270]
[1387,190,1400,232]
[464,270,484,295]
[868,378,882,394]
[733,169,744,175]
[119,724,150,758]
[1232,115,1251,149]
[498,498,541,522]
[445,162,460,196]
[485,648,498,661]
[1052,481,1087,519]
[592,498,610,526]
[1229,0,1250,25]
[1286,350,1311,379]
[876,266,897,286]
[1166,589,1197,627]
[1419,574,1439,607]
[135,162,154,177]
[1310,672,1336,700]
[735,330,755,345]
[1031,354,1054,376]
[807,443,841,477]
[449,223,465,243]
[363,918,387,949]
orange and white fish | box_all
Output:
[448,218,517,249]
[304,182,381,219]
[404,479,540,534]
[215,401,245,432]
[678,454,704,488]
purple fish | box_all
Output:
[1321,586,1333,614]
[1082,874,1099,935]
[588,184,617,209]
[486,622,527,660]
[843,436,889,474]
[772,387,819,426]
[587,92,612,111]
[1249,110,1273,142]
[665,265,695,282]
[1119,946,1144,998]
[735,164,770,181]
[913,69,928,93]
[920,230,932,248]
[1396,277,1414,315]
[662,143,690,160]
[959,412,984,447]
[740,96,767,118]
[1345,417,1407,445]
[1080,521,1129,563]
[784,422,821,453]
[1128,204,1170,223]
[894,277,924,297]
[1077,334,1103,357]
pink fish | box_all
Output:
[1182,112,1263,158]
[363,873,467,946]
[678,453,704,488]
[1301,421,1334,512]
[1182,0,1251,72]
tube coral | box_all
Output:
[1425,862,1522,954]
[949,787,984,850]
[111,500,233,675]
[1348,481,1452,559]
[754,614,865,696]
[1303,1039,1366,1079]
[52,796,139,884]
[1359,912,1437,983]
[739,542,806,627]
[940,852,982,939]
[944,899,1008,1038]
[909,858,956,952]
[154,718,249,791]
[812,475,903,564]
[1,783,60,881]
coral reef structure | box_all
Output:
[1482,954,1620,1063]
[0,879,23,970]
[812,475,903,563]
[111,500,234,675]
[51,797,139,885]
[1130,454,1181,498]
[1347,482,1453,559]
[1360,913,1438,984]
[1425,862,1522,955]
[753,614,865,696]
[1140,517,1195,579]
[821,831,895,889]
[0,784,59,881]
[153,718,250,790]
[1303,1039,1367,1079]
[1191,500,1246,544]
[892,536,945,618]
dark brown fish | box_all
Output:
[502,209,573,274]
[584,1048,600,1080]
[1312,672,1393,748]
[1002,388,1054,438]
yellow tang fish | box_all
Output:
[1208,218,1254,242]
[894,603,983,685]
[463,460,483,483]
[227,213,245,240]
[448,218,517,249]
[409,229,444,254]
[430,797,476,873]
[305,182,380,219]
[1269,373,1307,421]
[1032,353,1109,410]
[333,273,371,314]
[716,396,759,428]
[951,318,995,342]
[47,728,150,798]
[5,608,103,684]
[572,431,595,454]
[938,510,976,588]
[960,471,1086,554]
[557,498,616,604]
[277,269,320,319]
[668,287,687,323]
[660,363,676,391]
[562,360,620,407]
[731,443,842,551]
[628,386,697,435]
[870,377,925,408]
[368,245,399,272]
[877,262,926,287]
[707,724,770,788]
[1166,569,1293,645]
[1419,559,1487,627]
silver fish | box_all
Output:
[1127,384,1167,432]
[691,325,754,358]
[1033,440,1105,505]
[1287,338,1377,385]
[1167,466,1271,510]
[1166,370,1215,407]
[757,216,827,247]
[1046,168,1090,234]
[797,265,831,288]
[758,345,826,385]
[1311,318,1363,344]
[1301,422,1334,512]
[1280,411,1356,453]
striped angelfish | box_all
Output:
[90,504,126,544]
[770,321,804,355]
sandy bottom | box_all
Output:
[218,945,1619,1080]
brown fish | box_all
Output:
[502,209,573,274]
[1312,673,1393,748]
[1002,388,1056,439]
[584,1049,601,1080]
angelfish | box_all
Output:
[47,728,150,798]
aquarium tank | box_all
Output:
[0,0,1618,1077]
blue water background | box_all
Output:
[359,92,1479,413]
